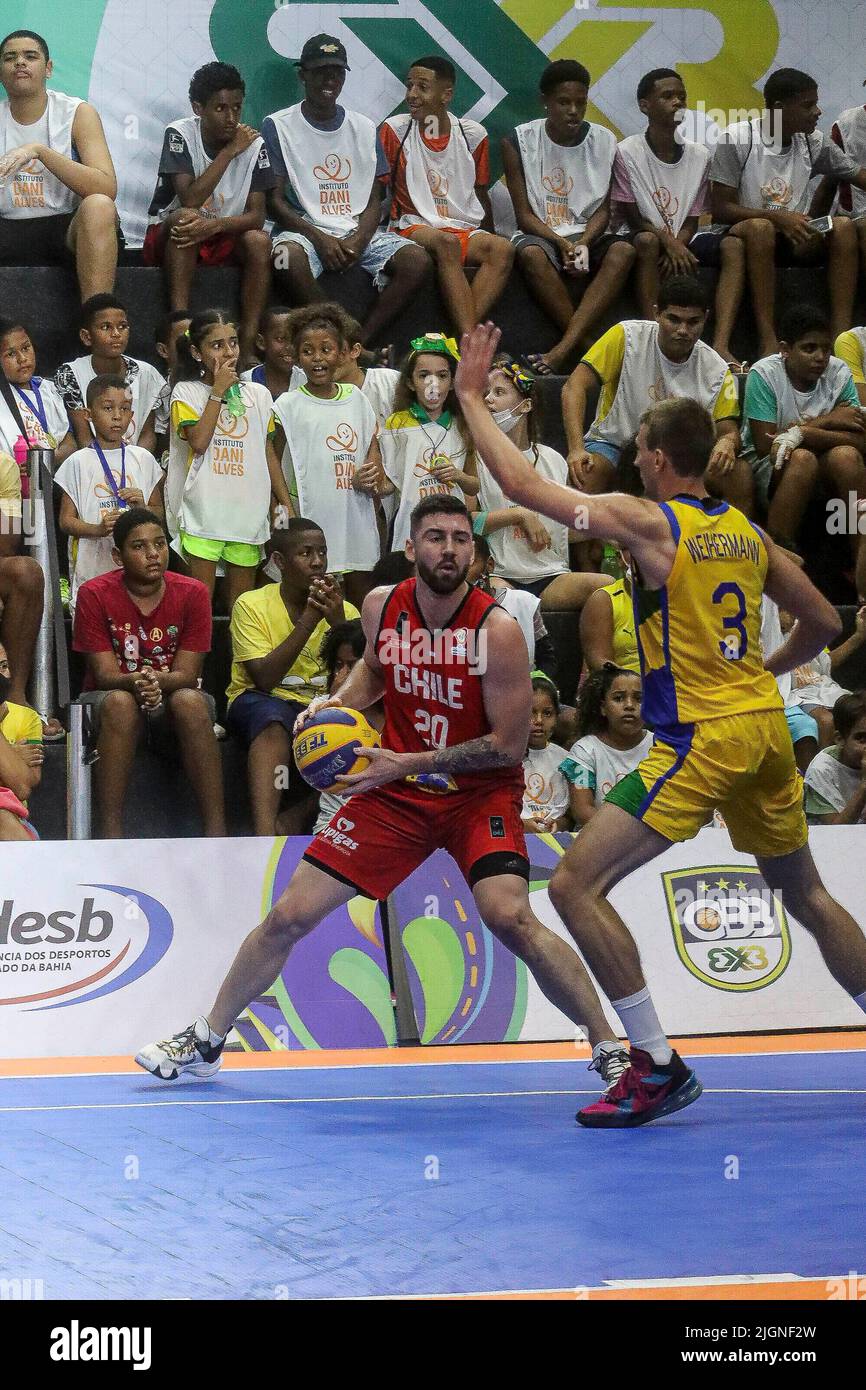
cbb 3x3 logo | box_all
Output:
[663,866,791,992]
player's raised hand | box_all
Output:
[455,323,502,399]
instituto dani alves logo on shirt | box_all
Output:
[651,185,680,230]
[541,166,573,226]
[212,406,249,475]
[326,422,359,488]
[760,175,792,208]
[427,168,450,216]
[314,154,352,215]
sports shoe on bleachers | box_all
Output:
[135,1016,225,1080]
[577,1046,702,1128]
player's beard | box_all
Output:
[415,555,469,595]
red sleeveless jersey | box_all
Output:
[375,578,523,798]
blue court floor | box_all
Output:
[0,1048,863,1299]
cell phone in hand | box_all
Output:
[807,215,833,234]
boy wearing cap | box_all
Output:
[379,56,515,336]
[264,34,429,348]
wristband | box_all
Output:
[208,394,223,405]
[472,511,488,536]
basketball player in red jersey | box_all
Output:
[136,495,626,1083]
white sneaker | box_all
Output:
[588,1042,631,1088]
[135,1016,225,1081]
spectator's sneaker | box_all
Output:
[588,1042,631,1088]
[135,1017,225,1081]
[576,1046,702,1128]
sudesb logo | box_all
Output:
[0,885,173,1010]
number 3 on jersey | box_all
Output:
[414,708,449,748]
[713,581,748,661]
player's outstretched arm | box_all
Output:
[454,324,669,552]
[763,533,842,676]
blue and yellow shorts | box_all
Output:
[607,708,808,858]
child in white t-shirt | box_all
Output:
[273,304,383,608]
[522,675,571,831]
[55,376,164,611]
[804,691,866,824]
[561,664,652,826]
[380,332,479,552]
[0,317,73,463]
[55,293,164,453]
[781,603,866,746]
[167,308,291,609]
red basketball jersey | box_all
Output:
[375,578,523,797]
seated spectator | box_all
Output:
[335,312,400,428]
[380,333,478,555]
[73,508,225,839]
[522,674,571,832]
[560,664,652,826]
[226,518,358,836]
[265,34,428,349]
[144,62,275,364]
[273,305,382,607]
[0,29,118,298]
[241,305,305,398]
[502,59,632,375]
[55,375,164,611]
[167,308,290,605]
[313,617,384,834]
[467,534,556,680]
[579,551,640,673]
[0,317,73,461]
[615,68,744,370]
[760,590,820,774]
[741,304,865,558]
[804,690,866,824]
[153,309,192,458]
[478,354,607,607]
[562,275,749,511]
[0,639,42,840]
[380,56,514,335]
[783,603,866,747]
[834,324,866,407]
[707,68,866,355]
[0,554,44,713]
[55,294,163,452]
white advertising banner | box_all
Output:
[0,829,863,1059]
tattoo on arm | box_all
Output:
[428,736,516,774]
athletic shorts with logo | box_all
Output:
[304,781,528,899]
[607,708,808,856]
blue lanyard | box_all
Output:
[14,379,48,433]
[90,440,127,505]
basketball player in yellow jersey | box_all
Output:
[456,323,866,1128]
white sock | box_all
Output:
[611,987,672,1065]
[853,990,866,1016]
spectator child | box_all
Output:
[579,551,640,673]
[55,293,163,452]
[467,534,556,679]
[522,675,570,831]
[55,375,164,611]
[561,664,652,825]
[273,305,382,606]
[782,603,866,747]
[833,324,866,407]
[241,305,305,398]
[153,309,192,455]
[380,333,479,553]
[0,317,72,460]
[166,308,291,607]
[313,617,384,833]
[742,304,866,556]
[804,690,866,824]
[502,59,632,375]
[379,56,514,334]
[144,62,275,362]
[0,639,42,840]
[335,312,400,429]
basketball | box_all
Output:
[293,707,381,793]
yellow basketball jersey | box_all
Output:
[632,496,782,738]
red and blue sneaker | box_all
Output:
[576,1046,702,1128]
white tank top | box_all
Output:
[477,443,569,581]
[360,368,400,428]
[269,104,378,236]
[274,384,379,572]
[169,379,274,545]
[514,119,616,235]
[522,743,571,820]
[388,113,484,231]
[0,90,81,217]
[496,585,538,665]
[833,107,866,217]
[380,411,470,551]
[729,118,819,215]
[156,116,267,221]
[589,321,729,449]
[615,133,709,235]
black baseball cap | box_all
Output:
[297,34,350,71]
